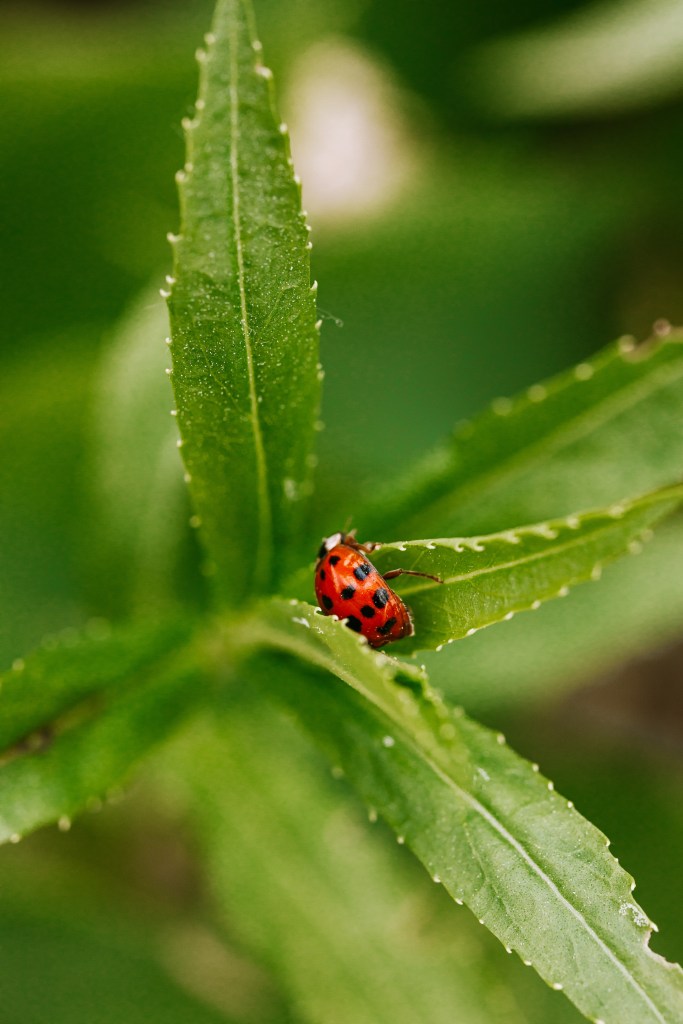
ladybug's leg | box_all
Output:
[382,568,443,584]
[342,530,382,554]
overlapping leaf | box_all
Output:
[235,600,683,1024]
[91,290,189,613]
[368,483,683,653]
[0,617,194,752]
[167,0,320,602]
[164,704,583,1024]
[0,617,203,844]
[362,327,683,540]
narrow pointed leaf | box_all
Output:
[0,617,194,752]
[439,521,683,712]
[167,0,320,602]
[0,622,205,844]
[163,705,582,1024]
[368,483,683,653]
[90,289,188,612]
[362,328,683,540]
[237,600,683,1024]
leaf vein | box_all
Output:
[253,610,667,1023]
[229,20,272,589]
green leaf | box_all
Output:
[89,288,189,614]
[163,703,584,1024]
[368,483,683,653]
[426,519,683,713]
[0,620,204,844]
[0,617,194,752]
[167,0,320,602]
[361,327,683,541]
[235,599,683,1024]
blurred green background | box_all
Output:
[1,1,682,1021]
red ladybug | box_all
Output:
[314,531,442,648]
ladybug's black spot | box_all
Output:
[377,617,397,636]
[341,585,356,600]
[319,568,326,580]
[361,605,376,619]
[329,555,341,566]
[372,588,389,609]
[321,594,334,611]
[346,615,362,633]
[353,562,372,581]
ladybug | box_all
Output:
[314,531,442,648]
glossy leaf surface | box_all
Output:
[237,599,683,1024]
[0,619,203,844]
[369,484,683,653]
[363,328,683,541]
[167,0,320,602]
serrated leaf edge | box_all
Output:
[239,599,680,1024]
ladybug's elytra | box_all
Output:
[314,531,442,648]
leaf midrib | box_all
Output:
[249,607,667,1024]
[384,507,661,597]
[228,17,272,591]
